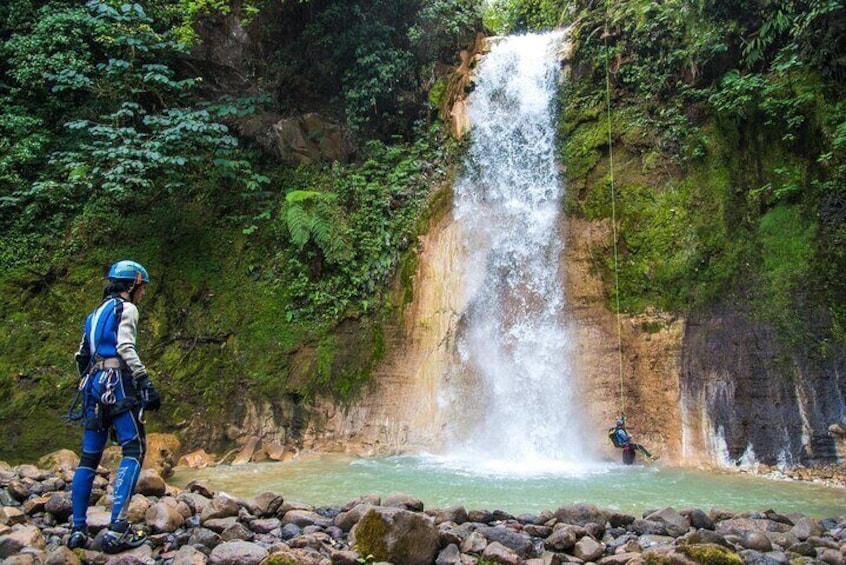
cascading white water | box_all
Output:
[443,32,588,469]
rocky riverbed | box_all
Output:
[1,454,846,565]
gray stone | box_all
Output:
[556,504,608,531]
[817,548,844,565]
[209,540,269,565]
[0,524,46,557]
[483,541,522,565]
[742,532,774,552]
[171,544,209,565]
[686,509,715,530]
[179,492,211,515]
[435,506,469,525]
[792,519,824,541]
[461,530,488,553]
[384,493,424,511]
[436,543,462,565]
[599,552,642,565]
[679,529,732,548]
[188,526,222,549]
[334,504,374,532]
[200,494,240,522]
[220,521,253,542]
[630,519,668,536]
[203,516,239,533]
[479,524,534,557]
[574,536,605,561]
[281,509,331,528]
[45,545,82,565]
[645,507,691,536]
[546,526,578,551]
[248,492,283,517]
[249,517,281,533]
[738,549,783,565]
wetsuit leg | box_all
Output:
[110,409,146,523]
[71,428,108,528]
[634,443,653,458]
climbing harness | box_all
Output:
[99,370,118,406]
[603,1,625,417]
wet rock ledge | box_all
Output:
[1,457,845,565]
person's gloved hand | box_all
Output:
[135,373,161,411]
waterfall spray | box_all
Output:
[442,32,589,470]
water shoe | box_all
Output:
[66,526,89,549]
[101,520,147,554]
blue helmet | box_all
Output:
[107,260,149,284]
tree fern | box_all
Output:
[285,204,313,249]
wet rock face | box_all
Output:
[3,460,846,564]
[682,304,846,465]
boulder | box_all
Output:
[545,525,579,551]
[231,437,259,466]
[483,541,522,565]
[209,540,268,565]
[0,524,46,558]
[44,492,73,522]
[146,501,186,533]
[350,506,439,565]
[45,546,82,565]
[135,468,167,497]
[574,536,606,561]
[270,113,356,165]
[179,449,217,469]
[201,494,240,522]
[247,492,283,517]
[555,503,608,533]
[434,505,469,525]
[171,544,209,565]
[646,507,692,536]
[384,493,424,511]
[37,450,79,474]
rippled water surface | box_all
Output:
[170,454,846,519]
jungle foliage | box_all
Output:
[557,0,846,352]
[0,0,477,460]
[2,0,845,460]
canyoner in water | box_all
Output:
[65,260,161,554]
[609,415,658,465]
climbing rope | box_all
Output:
[603,7,625,417]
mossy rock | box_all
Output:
[639,544,743,565]
[352,510,390,561]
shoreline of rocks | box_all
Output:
[2,454,846,565]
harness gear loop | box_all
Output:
[603,0,625,416]
[99,369,118,406]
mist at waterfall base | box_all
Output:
[169,34,846,519]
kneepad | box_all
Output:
[122,437,145,462]
[79,451,102,470]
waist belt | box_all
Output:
[92,358,122,371]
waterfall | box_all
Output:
[442,32,588,469]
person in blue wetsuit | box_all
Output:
[609,415,658,462]
[67,260,161,553]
